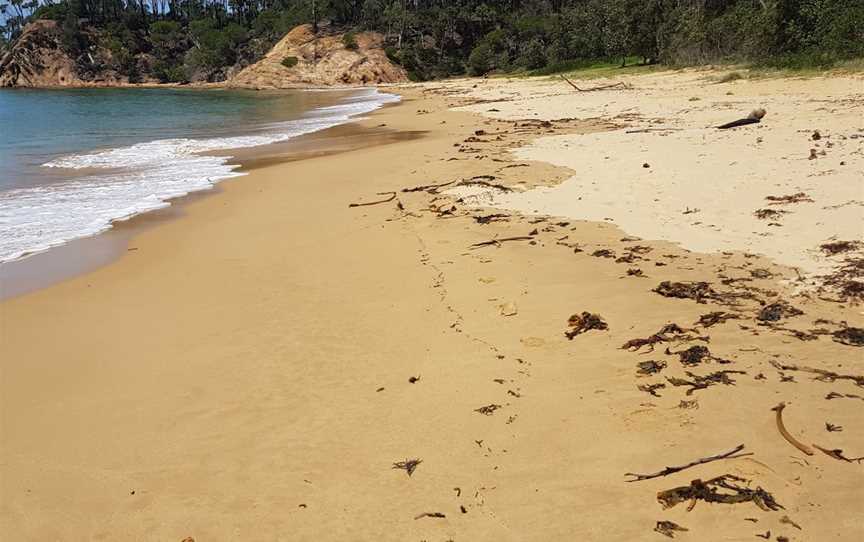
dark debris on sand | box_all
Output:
[565,312,608,339]
[654,281,717,304]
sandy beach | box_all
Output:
[1,70,863,541]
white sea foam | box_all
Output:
[0,89,399,263]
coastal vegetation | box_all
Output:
[1,0,862,83]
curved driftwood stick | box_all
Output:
[771,403,813,456]
[625,444,752,482]
[348,191,397,208]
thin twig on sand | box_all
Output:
[348,191,397,208]
[625,444,752,482]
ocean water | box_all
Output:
[0,87,398,263]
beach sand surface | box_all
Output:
[1,73,863,541]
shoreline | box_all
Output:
[2,76,862,540]
[0,90,403,299]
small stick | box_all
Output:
[348,191,397,208]
[414,512,446,520]
[402,180,457,193]
[812,444,864,463]
[625,444,751,482]
[771,403,813,456]
[560,75,628,92]
[470,236,534,249]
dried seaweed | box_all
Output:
[696,311,740,327]
[667,370,746,394]
[666,345,730,366]
[655,521,689,538]
[657,475,782,512]
[592,249,615,258]
[393,458,423,476]
[654,281,717,304]
[769,360,864,387]
[622,323,707,352]
[414,512,446,520]
[636,360,667,376]
[820,240,862,256]
[833,327,864,347]
[473,213,510,224]
[757,301,803,322]
[754,208,788,220]
[565,312,608,339]
[765,192,813,205]
[475,404,502,416]
[812,444,864,463]
[638,383,666,397]
[771,403,813,456]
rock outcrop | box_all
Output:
[228,25,407,89]
[0,19,131,87]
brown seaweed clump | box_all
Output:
[653,281,717,304]
[820,240,862,256]
[757,301,803,322]
[833,327,864,347]
[565,312,608,339]
[657,475,782,511]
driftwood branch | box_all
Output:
[771,403,814,456]
[561,75,629,92]
[348,191,397,208]
[470,236,534,249]
[625,444,751,482]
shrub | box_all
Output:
[468,41,494,75]
[281,56,298,68]
[343,31,359,50]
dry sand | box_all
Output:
[1,71,863,541]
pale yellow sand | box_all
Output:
[1,76,862,541]
[441,70,864,280]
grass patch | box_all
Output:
[281,56,298,68]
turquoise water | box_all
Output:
[0,87,398,262]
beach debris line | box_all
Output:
[565,312,608,339]
[716,108,766,130]
[392,458,423,477]
[625,444,751,482]
[771,402,813,456]
[348,191,397,208]
[621,323,707,352]
[667,370,746,395]
[654,520,689,538]
[765,192,813,205]
[657,474,783,512]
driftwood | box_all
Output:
[348,191,397,208]
[625,444,751,482]
[771,403,813,456]
[392,458,423,476]
[717,109,766,130]
[561,75,629,92]
[470,236,534,249]
[657,474,783,512]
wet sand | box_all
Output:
[1,75,862,541]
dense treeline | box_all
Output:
[1,0,863,83]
